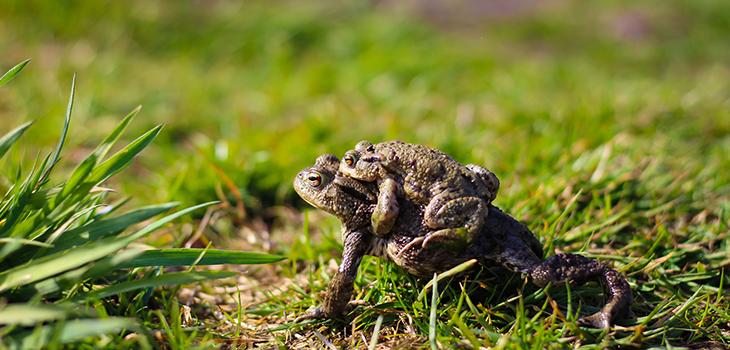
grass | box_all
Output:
[0,63,284,348]
[1,0,729,348]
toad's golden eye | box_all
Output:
[344,154,356,166]
[307,172,322,187]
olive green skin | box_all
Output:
[339,140,500,251]
[294,154,632,329]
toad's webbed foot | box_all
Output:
[422,195,487,250]
[294,300,368,323]
[421,227,472,250]
[530,253,632,329]
[294,306,331,323]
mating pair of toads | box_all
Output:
[293,140,632,329]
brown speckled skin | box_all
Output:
[340,140,500,250]
[294,154,632,329]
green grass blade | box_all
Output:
[121,201,218,243]
[7,202,178,268]
[25,188,61,209]
[0,238,53,248]
[0,304,68,326]
[0,235,138,292]
[69,270,238,302]
[4,318,139,350]
[45,73,74,178]
[0,162,42,240]
[417,259,477,301]
[57,154,96,200]
[26,152,49,193]
[86,122,164,185]
[57,318,139,343]
[450,310,482,349]
[0,202,214,292]
[27,248,143,298]
[46,108,140,209]
[118,249,285,268]
[429,273,438,350]
[89,106,141,162]
[47,106,140,199]
[0,59,31,88]
[368,314,384,350]
[2,190,81,241]
[47,202,180,254]
[0,121,34,161]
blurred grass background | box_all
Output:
[2,0,730,347]
[2,0,728,215]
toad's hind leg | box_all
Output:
[421,195,486,250]
[530,253,632,329]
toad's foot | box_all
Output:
[575,311,611,330]
[396,237,425,258]
[294,306,331,322]
[530,253,632,329]
[294,300,369,323]
[421,227,473,250]
[422,195,486,250]
[395,227,477,258]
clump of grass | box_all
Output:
[0,61,284,349]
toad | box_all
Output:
[340,140,500,250]
[293,153,632,329]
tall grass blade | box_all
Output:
[57,154,96,200]
[0,304,69,326]
[26,248,144,297]
[46,202,180,254]
[368,314,384,350]
[0,121,34,161]
[0,201,216,292]
[0,238,53,248]
[4,318,138,350]
[119,248,285,268]
[44,73,75,179]
[120,201,218,244]
[0,235,140,292]
[417,259,476,301]
[0,161,42,241]
[87,122,164,185]
[429,273,438,350]
[90,106,141,162]
[0,59,31,88]
[69,270,238,302]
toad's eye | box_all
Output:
[343,154,357,166]
[307,172,322,187]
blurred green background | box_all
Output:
[1,0,729,214]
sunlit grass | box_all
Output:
[0,63,284,349]
[1,0,729,348]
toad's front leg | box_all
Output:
[295,229,372,322]
[371,177,400,236]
